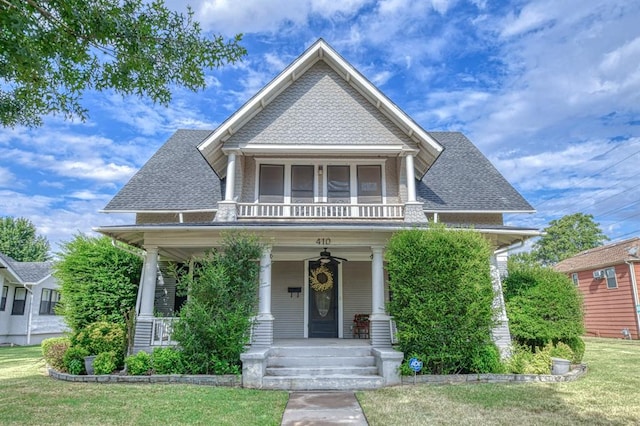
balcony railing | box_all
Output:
[237,203,405,219]
[151,317,178,346]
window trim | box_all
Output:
[39,288,60,315]
[254,158,387,204]
[571,273,579,286]
[604,267,618,289]
[1,285,7,311]
[11,287,27,316]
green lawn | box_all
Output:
[0,345,288,426]
[2,338,639,425]
[358,337,640,425]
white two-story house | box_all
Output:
[0,252,67,345]
[97,39,537,389]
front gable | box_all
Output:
[225,61,417,151]
[199,39,443,179]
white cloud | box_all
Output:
[0,167,15,187]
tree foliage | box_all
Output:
[504,265,584,352]
[386,226,499,374]
[0,0,246,127]
[172,232,262,374]
[534,213,608,266]
[54,234,142,333]
[0,216,50,261]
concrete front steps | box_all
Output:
[263,343,385,390]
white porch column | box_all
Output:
[371,246,386,316]
[215,152,238,221]
[225,152,236,201]
[370,246,391,347]
[403,153,428,223]
[405,154,416,203]
[253,245,274,347]
[139,246,158,318]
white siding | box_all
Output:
[272,261,305,338]
[342,262,372,338]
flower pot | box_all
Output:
[84,355,97,375]
[551,357,570,375]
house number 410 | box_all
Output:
[316,238,331,245]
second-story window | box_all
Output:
[357,165,382,204]
[259,164,284,203]
[327,165,350,203]
[291,165,314,203]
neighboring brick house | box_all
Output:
[555,237,640,340]
[96,39,538,389]
[0,252,68,345]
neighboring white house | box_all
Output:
[96,39,538,389]
[0,252,68,345]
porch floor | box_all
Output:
[273,339,371,347]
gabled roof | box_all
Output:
[104,130,222,212]
[555,237,640,273]
[0,252,53,284]
[198,38,443,179]
[419,133,534,212]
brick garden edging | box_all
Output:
[401,364,587,385]
[48,368,241,386]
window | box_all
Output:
[327,165,350,203]
[605,267,617,289]
[291,165,314,203]
[357,165,382,203]
[259,164,284,203]
[571,273,579,286]
[11,287,26,315]
[39,288,60,315]
[1,286,7,311]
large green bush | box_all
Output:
[54,235,142,333]
[41,337,70,371]
[504,266,584,350]
[386,226,497,374]
[172,232,262,374]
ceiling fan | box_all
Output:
[306,248,348,264]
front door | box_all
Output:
[308,260,339,338]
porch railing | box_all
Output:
[151,317,178,346]
[237,203,404,219]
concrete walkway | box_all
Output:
[281,392,368,425]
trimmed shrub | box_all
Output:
[564,336,585,363]
[63,346,89,375]
[54,234,142,333]
[504,266,584,349]
[173,232,262,374]
[152,347,186,375]
[125,351,152,375]
[386,226,496,374]
[470,344,505,374]
[506,344,553,374]
[93,351,118,375]
[42,337,71,371]
[549,342,574,361]
[73,321,126,365]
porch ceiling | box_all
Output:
[95,223,540,263]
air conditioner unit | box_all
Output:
[593,270,605,279]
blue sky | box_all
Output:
[1,0,639,252]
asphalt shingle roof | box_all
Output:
[0,252,53,283]
[104,130,533,213]
[419,132,534,211]
[104,130,222,211]
[555,237,640,272]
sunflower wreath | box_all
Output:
[310,265,334,292]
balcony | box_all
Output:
[237,203,405,220]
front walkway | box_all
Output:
[281,392,368,425]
